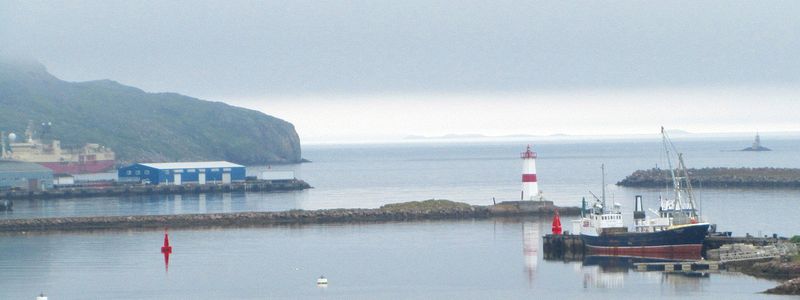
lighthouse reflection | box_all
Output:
[522,221,540,284]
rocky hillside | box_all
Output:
[0,58,301,165]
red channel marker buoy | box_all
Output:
[551,208,562,235]
[161,228,173,271]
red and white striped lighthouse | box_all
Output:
[521,145,539,201]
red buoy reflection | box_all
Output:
[161,228,172,272]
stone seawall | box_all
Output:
[0,202,580,233]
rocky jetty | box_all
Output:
[488,200,581,216]
[734,256,800,295]
[0,200,580,233]
[618,167,800,188]
[742,259,800,279]
[765,277,800,295]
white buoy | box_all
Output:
[316,275,328,285]
[36,293,48,300]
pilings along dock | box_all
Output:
[0,179,312,200]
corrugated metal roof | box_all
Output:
[138,161,244,170]
[0,160,54,173]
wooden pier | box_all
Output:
[633,261,721,272]
[542,234,584,259]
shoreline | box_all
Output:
[735,259,800,295]
[0,200,580,233]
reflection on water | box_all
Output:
[556,253,724,294]
[522,222,539,285]
[0,191,305,219]
[0,218,785,299]
[582,264,625,289]
[661,271,709,293]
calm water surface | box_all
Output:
[1,138,799,298]
[0,218,792,299]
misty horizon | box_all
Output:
[2,1,799,142]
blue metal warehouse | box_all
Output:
[118,161,246,185]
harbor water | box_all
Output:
[1,137,799,298]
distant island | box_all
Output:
[618,167,800,188]
[404,133,492,140]
[403,133,561,140]
[742,133,771,151]
[0,57,301,165]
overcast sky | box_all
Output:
[1,1,799,142]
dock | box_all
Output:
[542,233,584,259]
[0,179,312,200]
[633,261,720,272]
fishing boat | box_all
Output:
[575,127,710,259]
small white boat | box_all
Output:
[316,275,328,285]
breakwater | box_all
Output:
[617,167,800,188]
[766,277,800,295]
[0,200,580,233]
[0,179,311,200]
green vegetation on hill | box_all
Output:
[0,58,301,165]
[380,199,472,212]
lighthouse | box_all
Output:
[520,145,539,201]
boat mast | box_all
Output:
[601,163,606,213]
[677,153,699,217]
[25,120,34,143]
[0,131,5,159]
[661,127,682,210]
